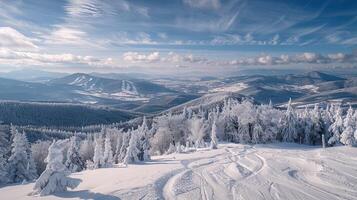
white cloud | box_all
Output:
[122,51,357,68]
[65,0,148,18]
[123,52,160,63]
[0,47,112,67]
[166,52,207,64]
[210,33,280,46]
[0,27,38,51]
[44,26,87,45]
[111,32,157,45]
[183,0,221,10]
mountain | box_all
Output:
[0,73,198,114]
[292,86,357,108]
[203,71,351,104]
[0,69,68,82]
[50,73,174,96]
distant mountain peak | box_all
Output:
[305,71,345,81]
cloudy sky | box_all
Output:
[0,0,356,74]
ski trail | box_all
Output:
[162,144,357,200]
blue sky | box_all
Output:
[0,0,356,74]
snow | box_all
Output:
[299,84,319,93]
[75,90,149,102]
[210,83,248,93]
[1,143,357,200]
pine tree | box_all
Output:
[0,126,9,184]
[118,131,130,163]
[65,136,84,172]
[0,125,9,157]
[237,124,251,144]
[310,104,323,145]
[79,135,94,163]
[189,116,206,148]
[32,140,80,196]
[328,106,343,145]
[340,107,356,146]
[279,99,298,142]
[93,134,104,169]
[252,123,264,144]
[114,131,123,164]
[210,120,218,149]
[0,154,8,184]
[27,146,38,181]
[123,130,140,164]
[138,117,151,161]
[103,134,114,167]
[340,126,355,146]
[8,129,37,183]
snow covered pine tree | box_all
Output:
[32,140,80,196]
[65,136,85,172]
[8,128,37,183]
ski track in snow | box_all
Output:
[161,144,357,200]
[1,143,357,200]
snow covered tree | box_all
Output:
[137,117,151,161]
[114,131,123,164]
[301,107,313,144]
[31,140,51,175]
[32,140,80,196]
[93,133,104,169]
[340,106,356,146]
[0,154,8,184]
[210,120,218,149]
[79,135,94,163]
[0,126,9,184]
[8,129,37,183]
[310,104,323,145]
[344,106,355,128]
[117,131,130,163]
[189,115,207,148]
[252,123,264,144]
[150,125,172,155]
[237,124,251,144]
[340,126,355,146]
[27,147,38,181]
[0,125,9,156]
[166,143,176,154]
[328,106,343,145]
[103,134,114,167]
[65,136,84,172]
[279,99,298,142]
[123,130,141,164]
[257,105,280,143]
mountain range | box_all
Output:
[0,70,356,126]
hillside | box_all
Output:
[0,101,138,126]
[1,143,356,200]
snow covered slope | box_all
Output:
[1,143,357,200]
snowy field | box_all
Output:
[1,143,357,200]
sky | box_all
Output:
[0,0,356,75]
